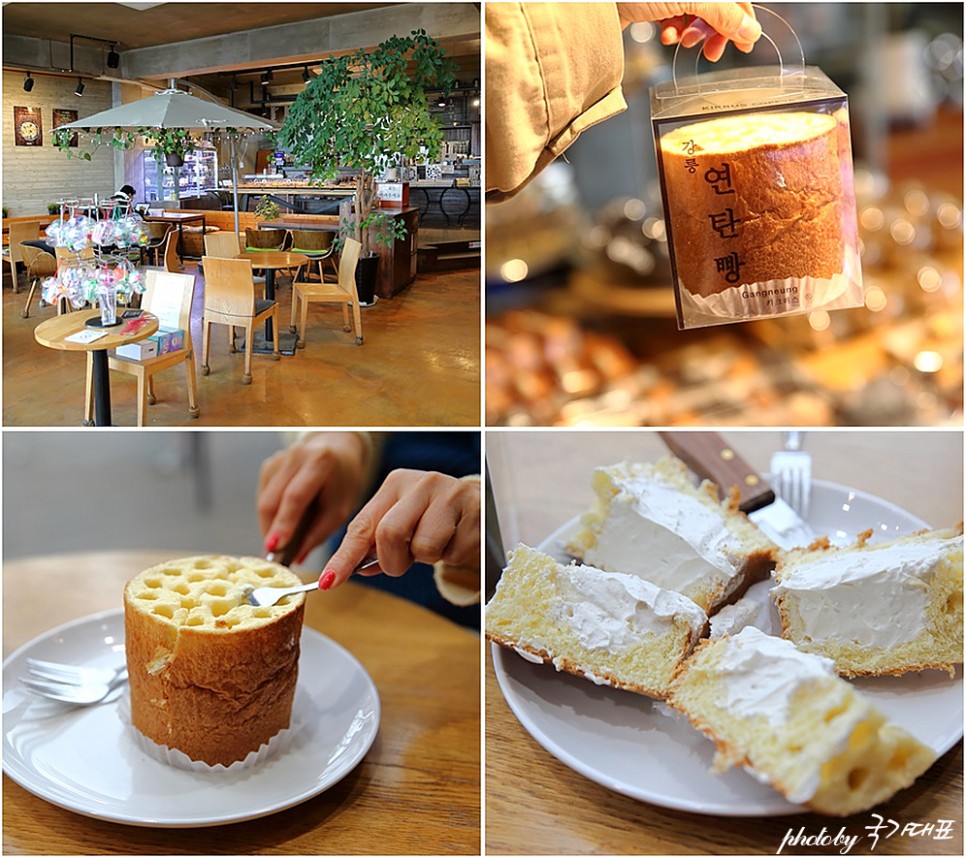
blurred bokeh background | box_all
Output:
[486,2,964,427]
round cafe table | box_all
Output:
[236,251,308,356]
[2,550,480,855]
[33,310,159,428]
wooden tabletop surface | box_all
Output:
[485,430,963,855]
[3,551,480,855]
[236,251,309,270]
[33,310,159,353]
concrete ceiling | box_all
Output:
[1,3,393,50]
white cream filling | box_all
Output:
[550,562,706,651]
[773,537,960,649]
[583,475,744,594]
[714,627,837,724]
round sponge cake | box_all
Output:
[124,555,306,766]
[660,110,856,320]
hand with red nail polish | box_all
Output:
[257,433,370,567]
[618,3,762,61]
[321,469,481,591]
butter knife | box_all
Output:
[267,498,381,573]
[659,432,816,550]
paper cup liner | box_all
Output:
[679,246,863,328]
[118,686,310,773]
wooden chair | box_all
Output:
[142,222,173,266]
[162,229,180,272]
[244,228,287,251]
[3,221,41,292]
[290,237,364,348]
[84,270,199,426]
[289,229,336,281]
[201,255,279,384]
[204,231,240,258]
[19,244,57,318]
[205,230,266,286]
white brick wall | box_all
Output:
[2,72,117,217]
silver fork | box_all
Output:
[244,553,380,607]
[769,431,812,518]
[20,658,128,705]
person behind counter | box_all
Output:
[486,2,763,201]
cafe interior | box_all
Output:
[2,2,481,427]
[486,2,964,428]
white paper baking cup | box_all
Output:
[680,245,863,327]
[118,686,310,773]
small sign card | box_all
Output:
[65,329,108,344]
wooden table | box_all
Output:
[486,431,963,855]
[2,550,480,855]
[236,250,308,355]
[33,310,159,427]
[143,212,206,264]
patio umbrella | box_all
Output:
[56,84,278,234]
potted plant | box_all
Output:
[148,127,195,168]
[276,29,456,301]
[254,195,281,222]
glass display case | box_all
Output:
[142,148,218,202]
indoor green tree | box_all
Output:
[276,29,456,256]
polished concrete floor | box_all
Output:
[3,261,480,427]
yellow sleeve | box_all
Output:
[485,2,628,202]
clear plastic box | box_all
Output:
[651,13,863,330]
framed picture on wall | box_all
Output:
[13,106,43,147]
[52,109,79,147]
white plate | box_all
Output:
[3,609,380,827]
[492,479,964,816]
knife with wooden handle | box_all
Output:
[660,431,816,549]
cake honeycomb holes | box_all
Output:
[847,766,869,790]
[144,579,162,588]
[786,743,803,754]
[256,567,275,578]
[193,560,212,569]
[173,583,190,595]
[252,608,271,618]
[206,583,229,597]
[209,600,232,617]
[153,605,175,619]
[888,747,910,771]
[180,598,199,609]
[188,573,205,583]
[185,615,204,626]
[137,592,158,600]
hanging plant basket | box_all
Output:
[165,152,185,167]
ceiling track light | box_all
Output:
[74,77,85,96]
[23,72,34,92]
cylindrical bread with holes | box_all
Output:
[124,555,305,766]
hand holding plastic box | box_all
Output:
[650,7,863,330]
